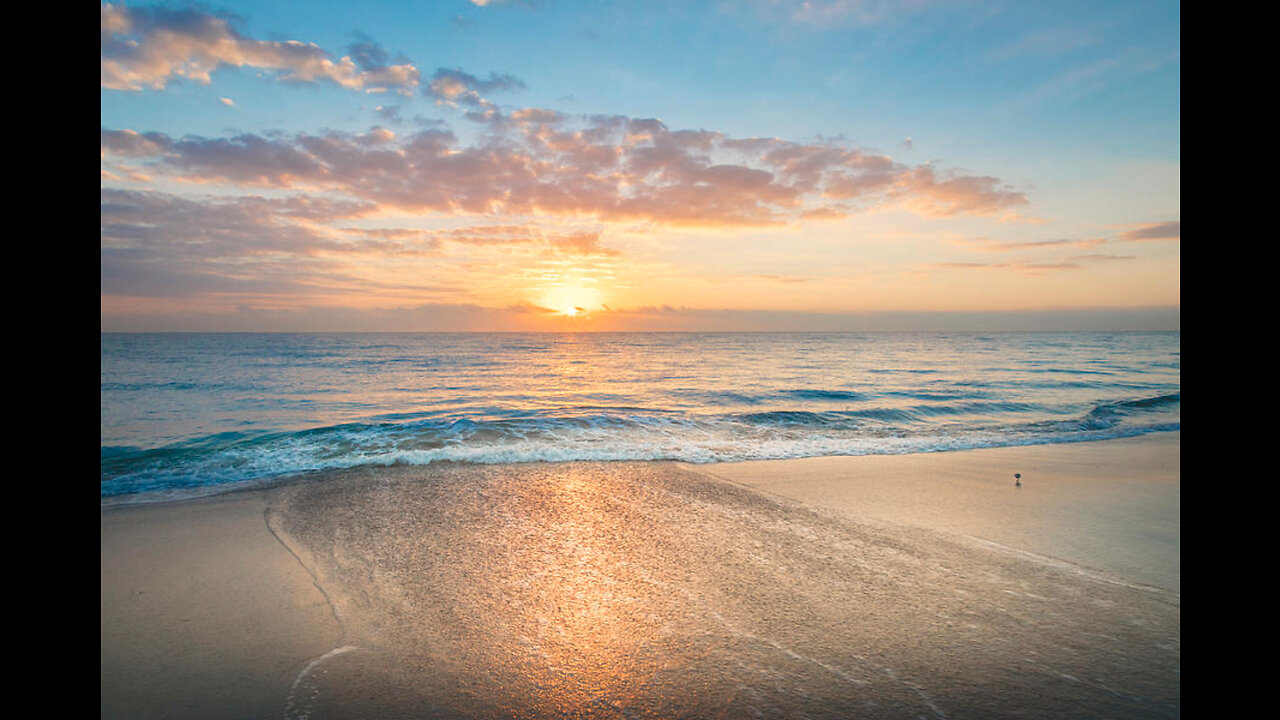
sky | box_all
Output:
[100,0,1180,332]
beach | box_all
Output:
[698,432,1180,593]
[101,433,1179,719]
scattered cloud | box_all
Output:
[1070,253,1134,263]
[98,2,1179,330]
[101,127,172,157]
[345,33,412,74]
[892,165,1029,218]
[546,231,620,256]
[103,110,1028,227]
[338,224,618,257]
[374,105,404,124]
[426,68,527,109]
[936,252,1132,275]
[101,188,381,299]
[100,3,419,94]
[960,236,1107,252]
[166,133,328,185]
[332,227,444,256]
[99,184,622,312]
[1119,220,1179,241]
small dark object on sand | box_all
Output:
[1014,472,1022,487]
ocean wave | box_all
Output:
[784,389,869,401]
[1080,392,1180,426]
[101,332,1180,500]
[101,394,1180,499]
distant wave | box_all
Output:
[784,389,869,401]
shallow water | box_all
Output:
[274,462,1180,719]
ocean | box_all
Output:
[100,331,1180,501]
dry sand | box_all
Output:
[101,433,1179,719]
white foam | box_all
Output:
[284,644,359,720]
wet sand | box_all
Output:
[101,434,1179,719]
[695,432,1180,592]
[101,492,345,720]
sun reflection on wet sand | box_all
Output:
[503,467,671,715]
[275,461,1179,719]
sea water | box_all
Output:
[100,332,1179,499]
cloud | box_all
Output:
[960,236,1107,252]
[936,260,1078,275]
[168,133,328,185]
[345,33,409,73]
[332,227,443,256]
[101,188,376,254]
[100,3,419,94]
[103,109,1029,227]
[936,252,1133,275]
[338,224,618,257]
[99,189,512,309]
[426,68,527,108]
[101,188,378,299]
[545,231,620,256]
[218,97,234,106]
[99,188,617,315]
[893,166,1029,218]
[101,127,172,157]
[374,104,404,124]
[101,301,565,333]
[1119,220,1179,241]
[1070,253,1134,263]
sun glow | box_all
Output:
[541,285,604,318]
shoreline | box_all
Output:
[102,433,1180,719]
[101,429,1180,508]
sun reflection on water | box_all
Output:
[280,461,1182,719]
[500,466,674,716]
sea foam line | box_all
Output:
[284,644,359,720]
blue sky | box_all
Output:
[100,1,1179,331]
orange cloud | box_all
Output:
[936,253,1133,275]
[959,237,1108,252]
[1119,221,1179,241]
[894,166,1029,218]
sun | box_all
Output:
[541,285,603,318]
